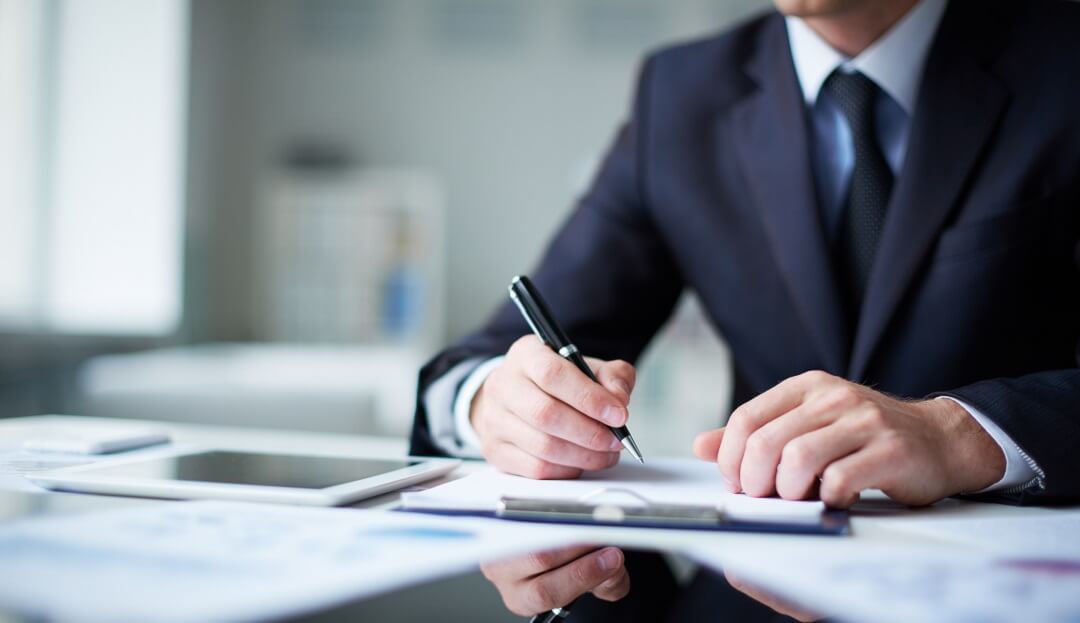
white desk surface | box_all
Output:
[1,415,1076,618]
[0,413,1059,515]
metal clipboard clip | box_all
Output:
[496,487,723,528]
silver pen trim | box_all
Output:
[621,434,644,464]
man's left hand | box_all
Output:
[693,371,1006,507]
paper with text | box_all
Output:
[0,500,574,623]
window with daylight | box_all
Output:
[0,0,189,336]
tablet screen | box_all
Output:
[82,451,416,489]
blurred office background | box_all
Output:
[0,0,770,455]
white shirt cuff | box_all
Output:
[421,355,506,459]
[938,396,1042,493]
[422,357,482,458]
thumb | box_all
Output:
[589,358,636,405]
[693,428,725,462]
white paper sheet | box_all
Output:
[690,537,1080,623]
[0,501,576,623]
[402,458,825,522]
[876,511,1080,560]
[0,444,98,493]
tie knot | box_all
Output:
[823,70,878,132]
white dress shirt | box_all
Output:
[425,0,1041,493]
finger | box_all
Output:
[497,414,619,471]
[692,428,724,462]
[522,547,624,615]
[487,441,583,480]
[591,566,630,602]
[517,341,628,427]
[739,398,847,498]
[492,375,622,452]
[774,417,872,500]
[718,371,831,491]
[819,443,899,508]
[589,358,636,405]
[481,544,598,581]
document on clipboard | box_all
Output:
[401,458,847,535]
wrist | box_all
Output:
[927,398,1006,493]
[469,382,488,439]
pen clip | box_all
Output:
[577,487,651,507]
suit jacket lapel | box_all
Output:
[849,9,1010,380]
[727,16,850,374]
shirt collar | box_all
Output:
[784,0,948,114]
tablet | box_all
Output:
[29,447,461,506]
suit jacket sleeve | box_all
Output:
[942,368,1080,504]
[410,56,684,457]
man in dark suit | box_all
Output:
[412,0,1080,615]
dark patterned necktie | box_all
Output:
[824,69,894,314]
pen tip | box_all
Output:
[621,435,644,464]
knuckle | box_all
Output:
[521,456,549,479]
[612,576,631,600]
[878,433,912,463]
[822,464,851,494]
[533,357,564,388]
[577,385,605,417]
[801,369,831,384]
[828,385,860,408]
[856,404,886,428]
[569,559,598,587]
[727,407,755,433]
[525,581,557,613]
[504,598,531,618]
[534,461,573,480]
[610,360,635,382]
[744,430,774,457]
[718,451,741,477]
[531,462,556,480]
[587,426,612,451]
[526,550,557,572]
[781,440,811,470]
[508,335,535,358]
[535,436,560,460]
[586,451,614,471]
[531,398,560,428]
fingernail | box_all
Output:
[601,406,626,426]
[608,436,623,451]
[725,479,740,493]
[597,547,622,571]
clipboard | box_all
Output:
[403,487,850,536]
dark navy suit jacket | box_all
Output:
[412,0,1080,504]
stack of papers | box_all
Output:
[689,535,1080,623]
[875,511,1080,559]
[402,458,825,522]
[0,501,575,622]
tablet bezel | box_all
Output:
[29,446,461,506]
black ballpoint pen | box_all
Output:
[508,275,644,463]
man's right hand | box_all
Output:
[470,336,636,479]
[481,545,630,617]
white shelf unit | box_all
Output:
[256,169,446,349]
